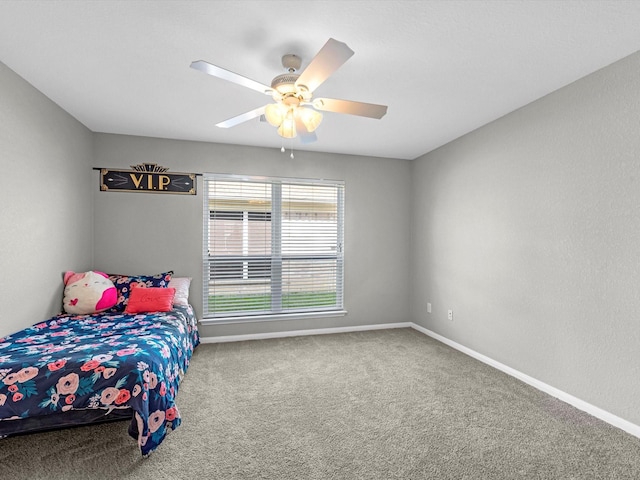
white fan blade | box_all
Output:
[294,115,317,144]
[313,98,388,119]
[191,60,272,95]
[216,106,267,128]
[295,39,354,93]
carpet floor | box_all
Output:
[1,328,639,479]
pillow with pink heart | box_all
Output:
[63,271,118,314]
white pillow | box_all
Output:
[168,277,192,306]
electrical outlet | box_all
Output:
[427,302,432,313]
[448,309,453,321]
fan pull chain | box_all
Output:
[278,140,294,159]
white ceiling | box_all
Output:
[1,1,640,160]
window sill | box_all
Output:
[200,310,348,325]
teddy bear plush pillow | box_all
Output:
[63,270,118,314]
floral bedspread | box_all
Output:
[0,305,199,455]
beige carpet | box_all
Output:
[2,328,640,479]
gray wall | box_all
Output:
[410,51,640,426]
[0,61,93,338]
[92,134,412,338]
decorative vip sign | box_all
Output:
[100,163,197,195]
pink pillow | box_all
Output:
[124,286,176,314]
[63,271,117,314]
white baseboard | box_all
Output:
[198,320,640,440]
[198,322,412,344]
[411,323,640,440]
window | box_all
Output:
[203,174,344,321]
[208,211,272,281]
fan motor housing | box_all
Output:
[271,73,300,93]
[270,72,311,105]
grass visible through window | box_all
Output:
[208,292,337,312]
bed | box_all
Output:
[0,271,200,455]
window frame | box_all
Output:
[202,173,346,324]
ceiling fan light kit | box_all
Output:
[191,38,388,144]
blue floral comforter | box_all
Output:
[0,305,199,455]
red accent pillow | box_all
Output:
[124,286,176,314]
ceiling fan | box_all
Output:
[190,38,388,144]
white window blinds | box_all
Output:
[203,174,344,320]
